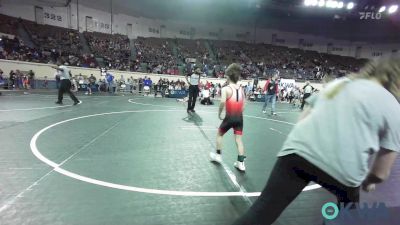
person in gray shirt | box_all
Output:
[53,65,80,105]
[233,57,400,225]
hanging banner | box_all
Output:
[278,79,296,92]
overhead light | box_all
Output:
[379,6,386,13]
[311,0,319,6]
[347,2,355,10]
[304,0,311,6]
[331,1,339,8]
[388,5,398,14]
[337,1,344,9]
[326,0,333,8]
[318,0,325,7]
[326,1,338,8]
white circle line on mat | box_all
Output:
[30,109,320,197]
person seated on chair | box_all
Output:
[143,77,152,96]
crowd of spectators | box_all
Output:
[24,20,97,67]
[0,13,368,81]
[0,67,35,90]
[0,15,97,67]
[84,32,130,70]
[176,38,209,64]
[134,37,179,74]
[209,41,367,80]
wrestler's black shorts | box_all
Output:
[218,115,243,135]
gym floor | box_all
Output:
[0,90,399,225]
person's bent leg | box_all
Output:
[68,90,79,103]
[233,133,246,171]
[65,80,79,103]
[210,130,225,163]
[57,80,65,103]
[306,163,360,208]
[271,94,276,114]
[216,131,224,151]
[191,86,199,110]
[262,94,268,111]
[232,155,310,225]
[187,86,194,110]
[300,93,309,110]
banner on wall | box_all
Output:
[167,90,188,98]
[278,79,296,92]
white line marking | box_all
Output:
[29,110,321,197]
[244,115,295,126]
[181,128,216,131]
[8,168,34,170]
[0,169,54,213]
[128,99,177,108]
[0,105,69,112]
[269,128,286,136]
[179,126,216,128]
[0,101,82,112]
[128,100,299,126]
[274,111,300,114]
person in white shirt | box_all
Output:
[52,65,79,105]
[200,88,212,105]
[233,57,400,225]
[300,81,314,110]
[185,66,202,113]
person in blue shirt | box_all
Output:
[105,73,114,93]
[143,77,152,95]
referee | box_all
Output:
[300,81,314,110]
[53,65,80,105]
[185,66,202,113]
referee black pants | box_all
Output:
[301,93,311,110]
[58,79,79,103]
[187,85,199,111]
[232,154,360,225]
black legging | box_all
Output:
[187,85,199,110]
[58,79,79,103]
[301,93,311,110]
[233,154,360,225]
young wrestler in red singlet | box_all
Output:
[210,63,246,172]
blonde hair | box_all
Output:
[325,57,400,99]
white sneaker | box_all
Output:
[262,110,266,114]
[209,152,222,163]
[234,161,246,172]
[272,112,277,116]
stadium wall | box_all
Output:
[0,59,324,90]
[0,0,399,59]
